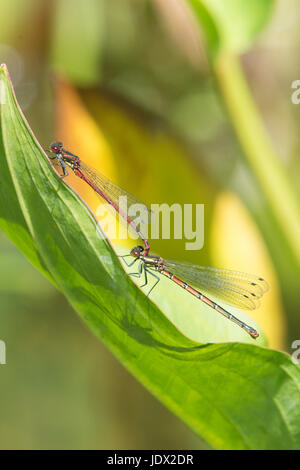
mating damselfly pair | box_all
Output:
[49,141,269,339]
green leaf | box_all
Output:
[1,64,300,449]
[187,0,274,57]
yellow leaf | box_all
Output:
[210,191,286,349]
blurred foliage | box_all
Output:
[51,0,104,85]
[0,0,300,450]
[188,0,274,56]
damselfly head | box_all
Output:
[130,246,144,258]
[50,141,63,154]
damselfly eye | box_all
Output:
[130,246,143,257]
[51,141,63,153]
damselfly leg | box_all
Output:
[46,149,69,177]
[123,255,161,296]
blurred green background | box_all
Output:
[0,0,300,449]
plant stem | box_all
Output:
[213,53,300,266]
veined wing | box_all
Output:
[51,158,152,237]
[164,260,269,310]
[79,162,153,221]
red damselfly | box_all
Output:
[123,246,269,339]
[49,142,150,255]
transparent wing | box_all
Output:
[164,260,269,310]
[79,162,153,225]
[51,157,152,237]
